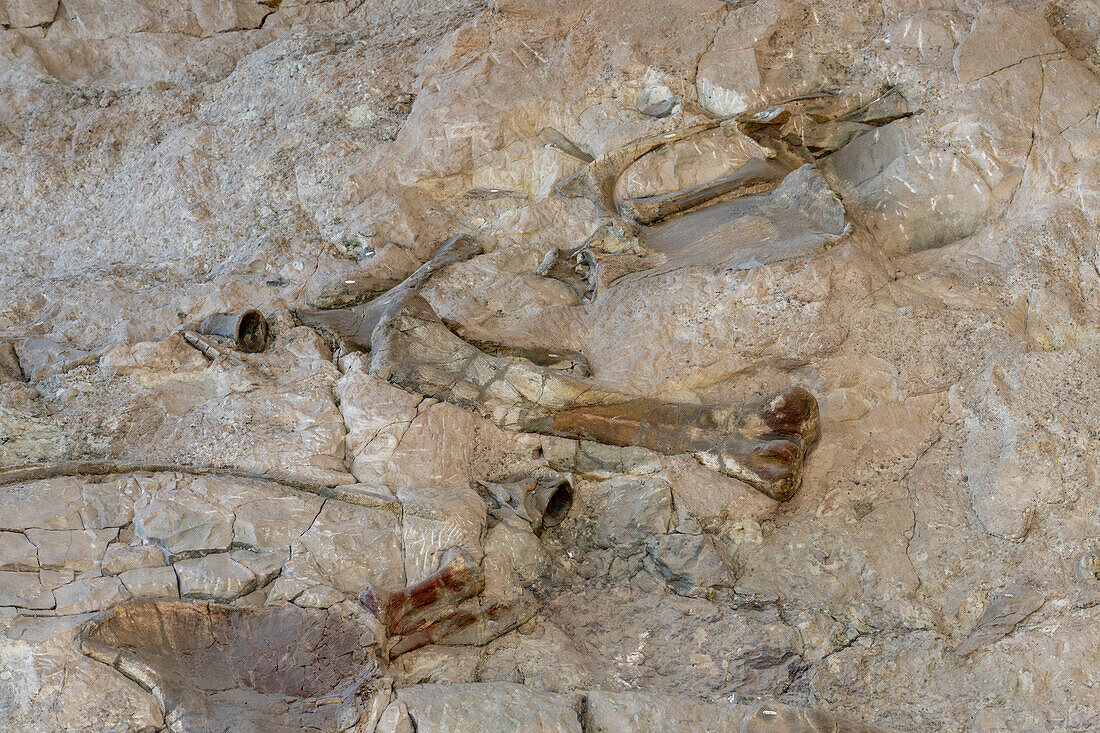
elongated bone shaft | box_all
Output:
[297,233,482,351]
[371,291,819,501]
[554,119,729,214]
[359,546,484,636]
[618,157,789,225]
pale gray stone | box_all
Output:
[25,528,117,571]
[0,478,84,531]
[175,553,257,601]
[594,477,673,550]
[0,570,53,609]
[584,690,747,731]
[0,532,38,571]
[232,495,323,551]
[118,566,179,598]
[101,543,166,575]
[636,85,676,118]
[646,533,732,597]
[53,576,129,615]
[80,477,138,529]
[396,682,581,733]
[134,499,234,559]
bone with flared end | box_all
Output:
[370,291,819,501]
[78,598,380,733]
[296,233,482,351]
[477,475,575,532]
[198,309,270,353]
[554,118,729,214]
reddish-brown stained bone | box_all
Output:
[79,598,380,733]
[370,290,820,501]
[359,546,484,637]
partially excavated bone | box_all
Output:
[297,233,482,351]
[619,156,790,225]
[456,334,592,377]
[79,598,380,733]
[198,309,270,353]
[360,546,485,639]
[358,546,533,658]
[535,244,598,301]
[477,474,575,532]
[537,126,594,163]
[371,292,819,500]
[554,118,729,215]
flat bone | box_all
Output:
[956,585,1044,657]
[618,156,790,225]
[359,546,484,637]
[387,592,536,658]
[297,233,482,351]
[554,118,729,215]
[371,291,819,501]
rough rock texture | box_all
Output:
[2,0,1099,730]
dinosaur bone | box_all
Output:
[296,233,482,351]
[370,291,819,501]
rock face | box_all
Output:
[2,0,1099,731]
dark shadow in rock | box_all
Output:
[79,598,381,733]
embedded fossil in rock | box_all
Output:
[360,546,484,640]
[554,117,731,216]
[477,474,575,533]
[450,332,592,377]
[371,291,819,500]
[955,584,1045,657]
[296,233,483,351]
[79,598,381,733]
[197,309,270,353]
[619,156,789,226]
[359,546,533,658]
[534,244,598,301]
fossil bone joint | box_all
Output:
[370,290,819,501]
[477,474,575,532]
[198,309,270,353]
[296,233,482,351]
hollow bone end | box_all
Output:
[524,476,574,532]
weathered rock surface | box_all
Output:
[1,0,1098,730]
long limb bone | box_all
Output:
[370,291,819,501]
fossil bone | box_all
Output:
[370,291,819,500]
[537,126,594,163]
[198,309,270,353]
[618,156,790,225]
[296,233,482,351]
[79,598,380,733]
[358,546,533,658]
[535,244,598,300]
[956,585,1044,657]
[554,118,729,215]
[477,474,575,532]
[359,546,485,638]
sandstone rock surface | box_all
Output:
[1,0,1098,730]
